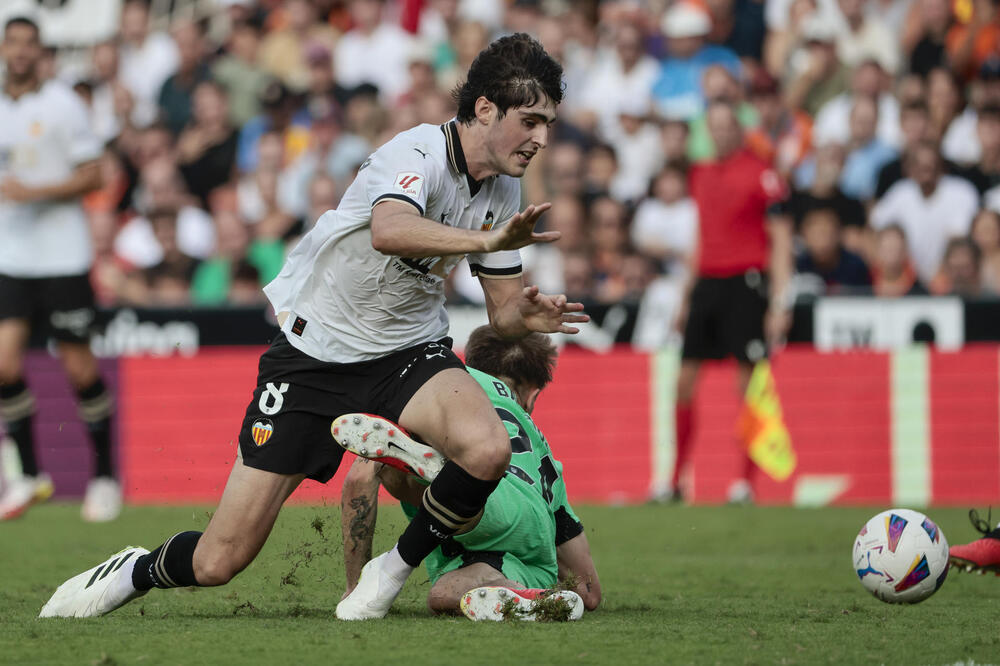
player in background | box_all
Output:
[670,100,793,504]
[0,13,120,522]
[949,508,1000,574]
[39,33,588,620]
[337,325,601,621]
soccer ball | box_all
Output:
[852,508,949,604]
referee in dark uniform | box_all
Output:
[671,100,793,504]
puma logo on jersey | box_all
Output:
[413,147,429,159]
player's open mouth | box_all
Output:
[516,151,535,165]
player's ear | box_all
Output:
[522,386,542,414]
[474,96,494,125]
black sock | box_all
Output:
[0,378,38,476]
[76,378,115,478]
[132,531,203,591]
[396,461,501,567]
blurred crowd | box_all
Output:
[17,0,1000,321]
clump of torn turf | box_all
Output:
[530,591,573,622]
[498,590,573,622]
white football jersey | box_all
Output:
[264,121,523,363]
[0,80,103,277]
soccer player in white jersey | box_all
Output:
[40,33,588,620]
[0,14,122,522]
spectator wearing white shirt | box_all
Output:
[335,0,414,103]
[576,21,660,141]
[114,158,216,269]
[631,161,698,280]
[117,0,179,129]
[812,60,901,148]
[870,141,980,284]
[608,95,663,204]
[834,0,900,74]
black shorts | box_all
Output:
[238,333,466,482]
[0,273,97,344]
[681,271,768,363]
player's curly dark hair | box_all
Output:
[453,33,564,123]
[464,325,557,393]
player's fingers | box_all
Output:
[558,325,581,334]
[524,202,551,222]
[559,301,586,313]
[522,285,540,300]
[561,314,590,323]
[530,231,560,243]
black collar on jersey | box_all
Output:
[441,120,484,197]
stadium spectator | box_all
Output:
[212,17,271,127]
[607,97,662,203]
[837,96,898,201]
[927,66,980,165]
[335,0,413,103]
[870,224,930,296]
[782,15,850,117]
[521,194,586,295]
[936,237,989,296]
[812,59,901,149]
[236,80,311,175]
[258,0,339,92]
[276,99,369,221]
[630,161,699,280]
[794,207,871,294]
[672,101,793,504]
[0,13,120,522]
[652,2,741,120]
[945,0,1000,81]
[589,196,631,304]
[744,69,813,177]
[177,81,239,209]
[870,141,980,285]
[903,0,952,77]
[117,0,179,129]
[157,19,211,136]
[834,0,900,74]
[576,20,659,140]
[970,208,1000,291]
[960,104,1000,194]
[124,207,198,306]
[787,143,867,251]
[875,100,939,198]
[115,158,217,269]
[687,65,757,162]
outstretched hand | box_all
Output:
[484,203,556,253]
[518,285,590,334]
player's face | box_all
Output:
[1,23,41,80]
[486,97,557,177]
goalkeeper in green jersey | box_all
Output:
[334,325,601,621]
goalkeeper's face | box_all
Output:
[1,22,41,81]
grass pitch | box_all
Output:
[2,503,999,665]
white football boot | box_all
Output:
[0,473,54,520]
[332,413,446,482]
[81,477,123,522]
[39,546,149,618]
[335,552,407,620]
[460,587,584,622]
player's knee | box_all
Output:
[449,420,511,480]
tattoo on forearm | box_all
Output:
[347,496,374,559]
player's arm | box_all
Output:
[480,276,589,338]
[765,212,794,346]
[556,531,601,611]
[340,459,381,595]
[0,159,102,204]
[370,201,560,258]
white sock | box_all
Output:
[381,545,415,583]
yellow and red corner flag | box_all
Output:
[737,360,797,481]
